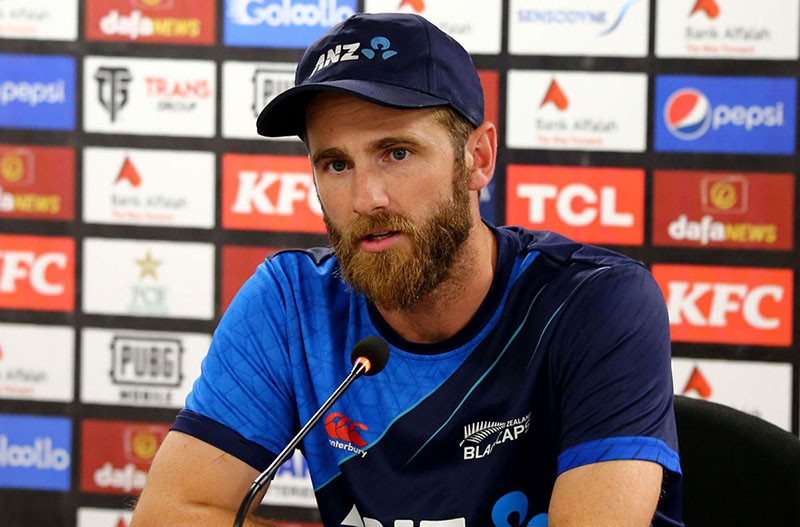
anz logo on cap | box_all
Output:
[308,36,397,78]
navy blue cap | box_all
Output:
[256,13,484,137]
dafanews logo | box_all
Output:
[86,0,216,45]
[224,0,356,48]
[0,414,71,491]
[509,0,649,57]
[80,420,170,495]
[672,358,792,432]
[460,412,530,460]
[656,0,799,59]
[653,171,795,250]
[655,75,796,154]
[0,54,75,131]
[325,412,369,458]
[0,144,75,221]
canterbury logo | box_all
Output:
[460,420,506,447]
[325,412,368,447]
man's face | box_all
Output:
[305,93,474,311]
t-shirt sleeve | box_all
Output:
[549,263,681,477]
[172,258,300,471]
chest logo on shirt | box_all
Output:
[325,412,369,458]
[460,412,531,461]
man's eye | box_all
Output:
[330,160,347,172]
[390,148,409,161]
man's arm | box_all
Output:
[131,431,273,527]
[548,459,662,527]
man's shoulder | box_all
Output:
[248,246,340,295]
[268,246,336,270]
[498,226,643,271]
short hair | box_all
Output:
[429,106,474,168]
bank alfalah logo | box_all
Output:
[95,67,133,122]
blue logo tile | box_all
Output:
[0,54,76,131]
[0,414,72,491]
[655,75,796,155]
[224,0,357,48]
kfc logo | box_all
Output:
[222,154,325,233]
[506,165,644,245]
[0,235,74,311]
[652,264,793,346]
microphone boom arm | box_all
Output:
[233,360,368,526]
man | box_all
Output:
[132,13,683,527]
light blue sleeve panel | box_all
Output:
[185,258,300,457]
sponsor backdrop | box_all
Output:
[1,0,799,525]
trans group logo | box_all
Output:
[224,0,357,48]
[0,54,75,131]
[655,75,797,154]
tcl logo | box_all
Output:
[0,235,74,311]
[222,154,325,233]
[652,264,793,346]
[506,165,644,245]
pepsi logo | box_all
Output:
[664,88,711,140]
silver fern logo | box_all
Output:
[460,412,531,460]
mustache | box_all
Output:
[340,211,417,242]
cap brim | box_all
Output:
[256,79,450,137]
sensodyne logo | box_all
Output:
[460,412,531,460]
[309,36,397,78]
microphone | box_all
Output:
[233,337,390,527]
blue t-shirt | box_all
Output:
[174,226,683,527]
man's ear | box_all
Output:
[463,121,497,191]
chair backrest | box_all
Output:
[673,395,800,527]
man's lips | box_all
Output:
[359,231,403,252]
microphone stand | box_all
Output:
[233,359,369,527]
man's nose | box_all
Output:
[350,166,390,216]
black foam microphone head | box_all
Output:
[350,336,390,376]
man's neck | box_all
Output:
[375,222,498,344]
